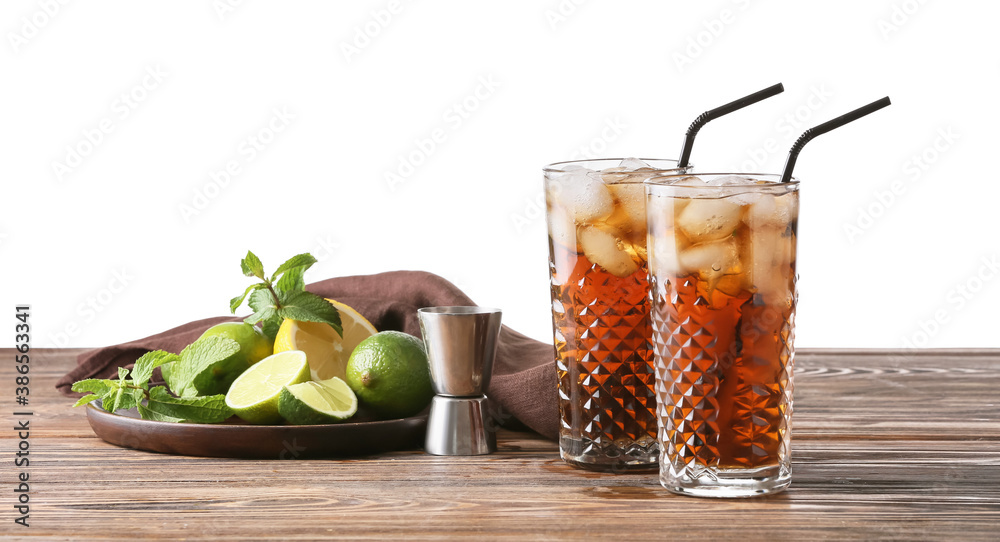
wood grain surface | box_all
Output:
[2,348,998,540]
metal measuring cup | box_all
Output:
[418,306,502,456]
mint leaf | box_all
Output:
[145,387,233,423]
[261,318,281,342]
[169,336,241,398]
[72,378,115,397]
[161,361,195,398]
[130,350,180,388]
[73,394,100,407]
[275,265,305,293]
[247,287,277,314]
[241,250,265,279]
[104,383,140,412]
[98,384,120,407]
[245,288,279,337]
[181,336,240,374]
[275,290,342,336]
[117,366,130,382]
[103,387,124,411]
[71,378,119,410]
[128,387,145,408]
[271,253,316,283]
[244,308,277,329]
[137,403,185,422]
[230,283,264,313]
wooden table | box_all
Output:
[4,348,999,540]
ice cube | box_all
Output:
[618,157,651,171]
[747,225,780,282]
[771,193,797,226]
[604,182,647,242]
[548,168,614,224]
[663,177,705,206]
[678,238,741,286]
[755,269,793,306]
[650,229,687,277]
[745,226,795,304]
[741,192,775,221]
[708,174,754,186]
[670,176,706,186]
[744,192,797,228]
[613,170,661,188]
[601,167,630,184]
[578,225,639,278]
[714,274,747,298]
[631,242,648,264]
[697,175,762,202]
[675,198,742,243]
[546,206,576,251]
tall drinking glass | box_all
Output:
[544,158,689,471]
[645,173,799,496]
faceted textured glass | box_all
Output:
[646,174,799,496]
[552,257,658,471]
[652,275,795,495]
[544,159,687,472]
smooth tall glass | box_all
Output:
[544,158,689,471]
[646,173,799,496]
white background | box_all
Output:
[3,0,997,349]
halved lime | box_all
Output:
[278,377,358,425]
[225,350,310,424]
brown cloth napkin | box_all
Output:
[57,270,558,439]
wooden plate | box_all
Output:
[85,402,427,459]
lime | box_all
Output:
[200,322,273,366]
[345,331,433,419]
[273,299,377,381]
[225,350,310,424]
[177,322,274,396]
[278,377,358,425]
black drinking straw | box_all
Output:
[780,96,892,183]
[677,83,785,168]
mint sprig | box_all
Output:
[143,387,232,423]
[229,250,342,341]
[71,350,233,423]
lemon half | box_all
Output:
[273,299,377,381]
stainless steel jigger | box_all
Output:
[418,306,502,456]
